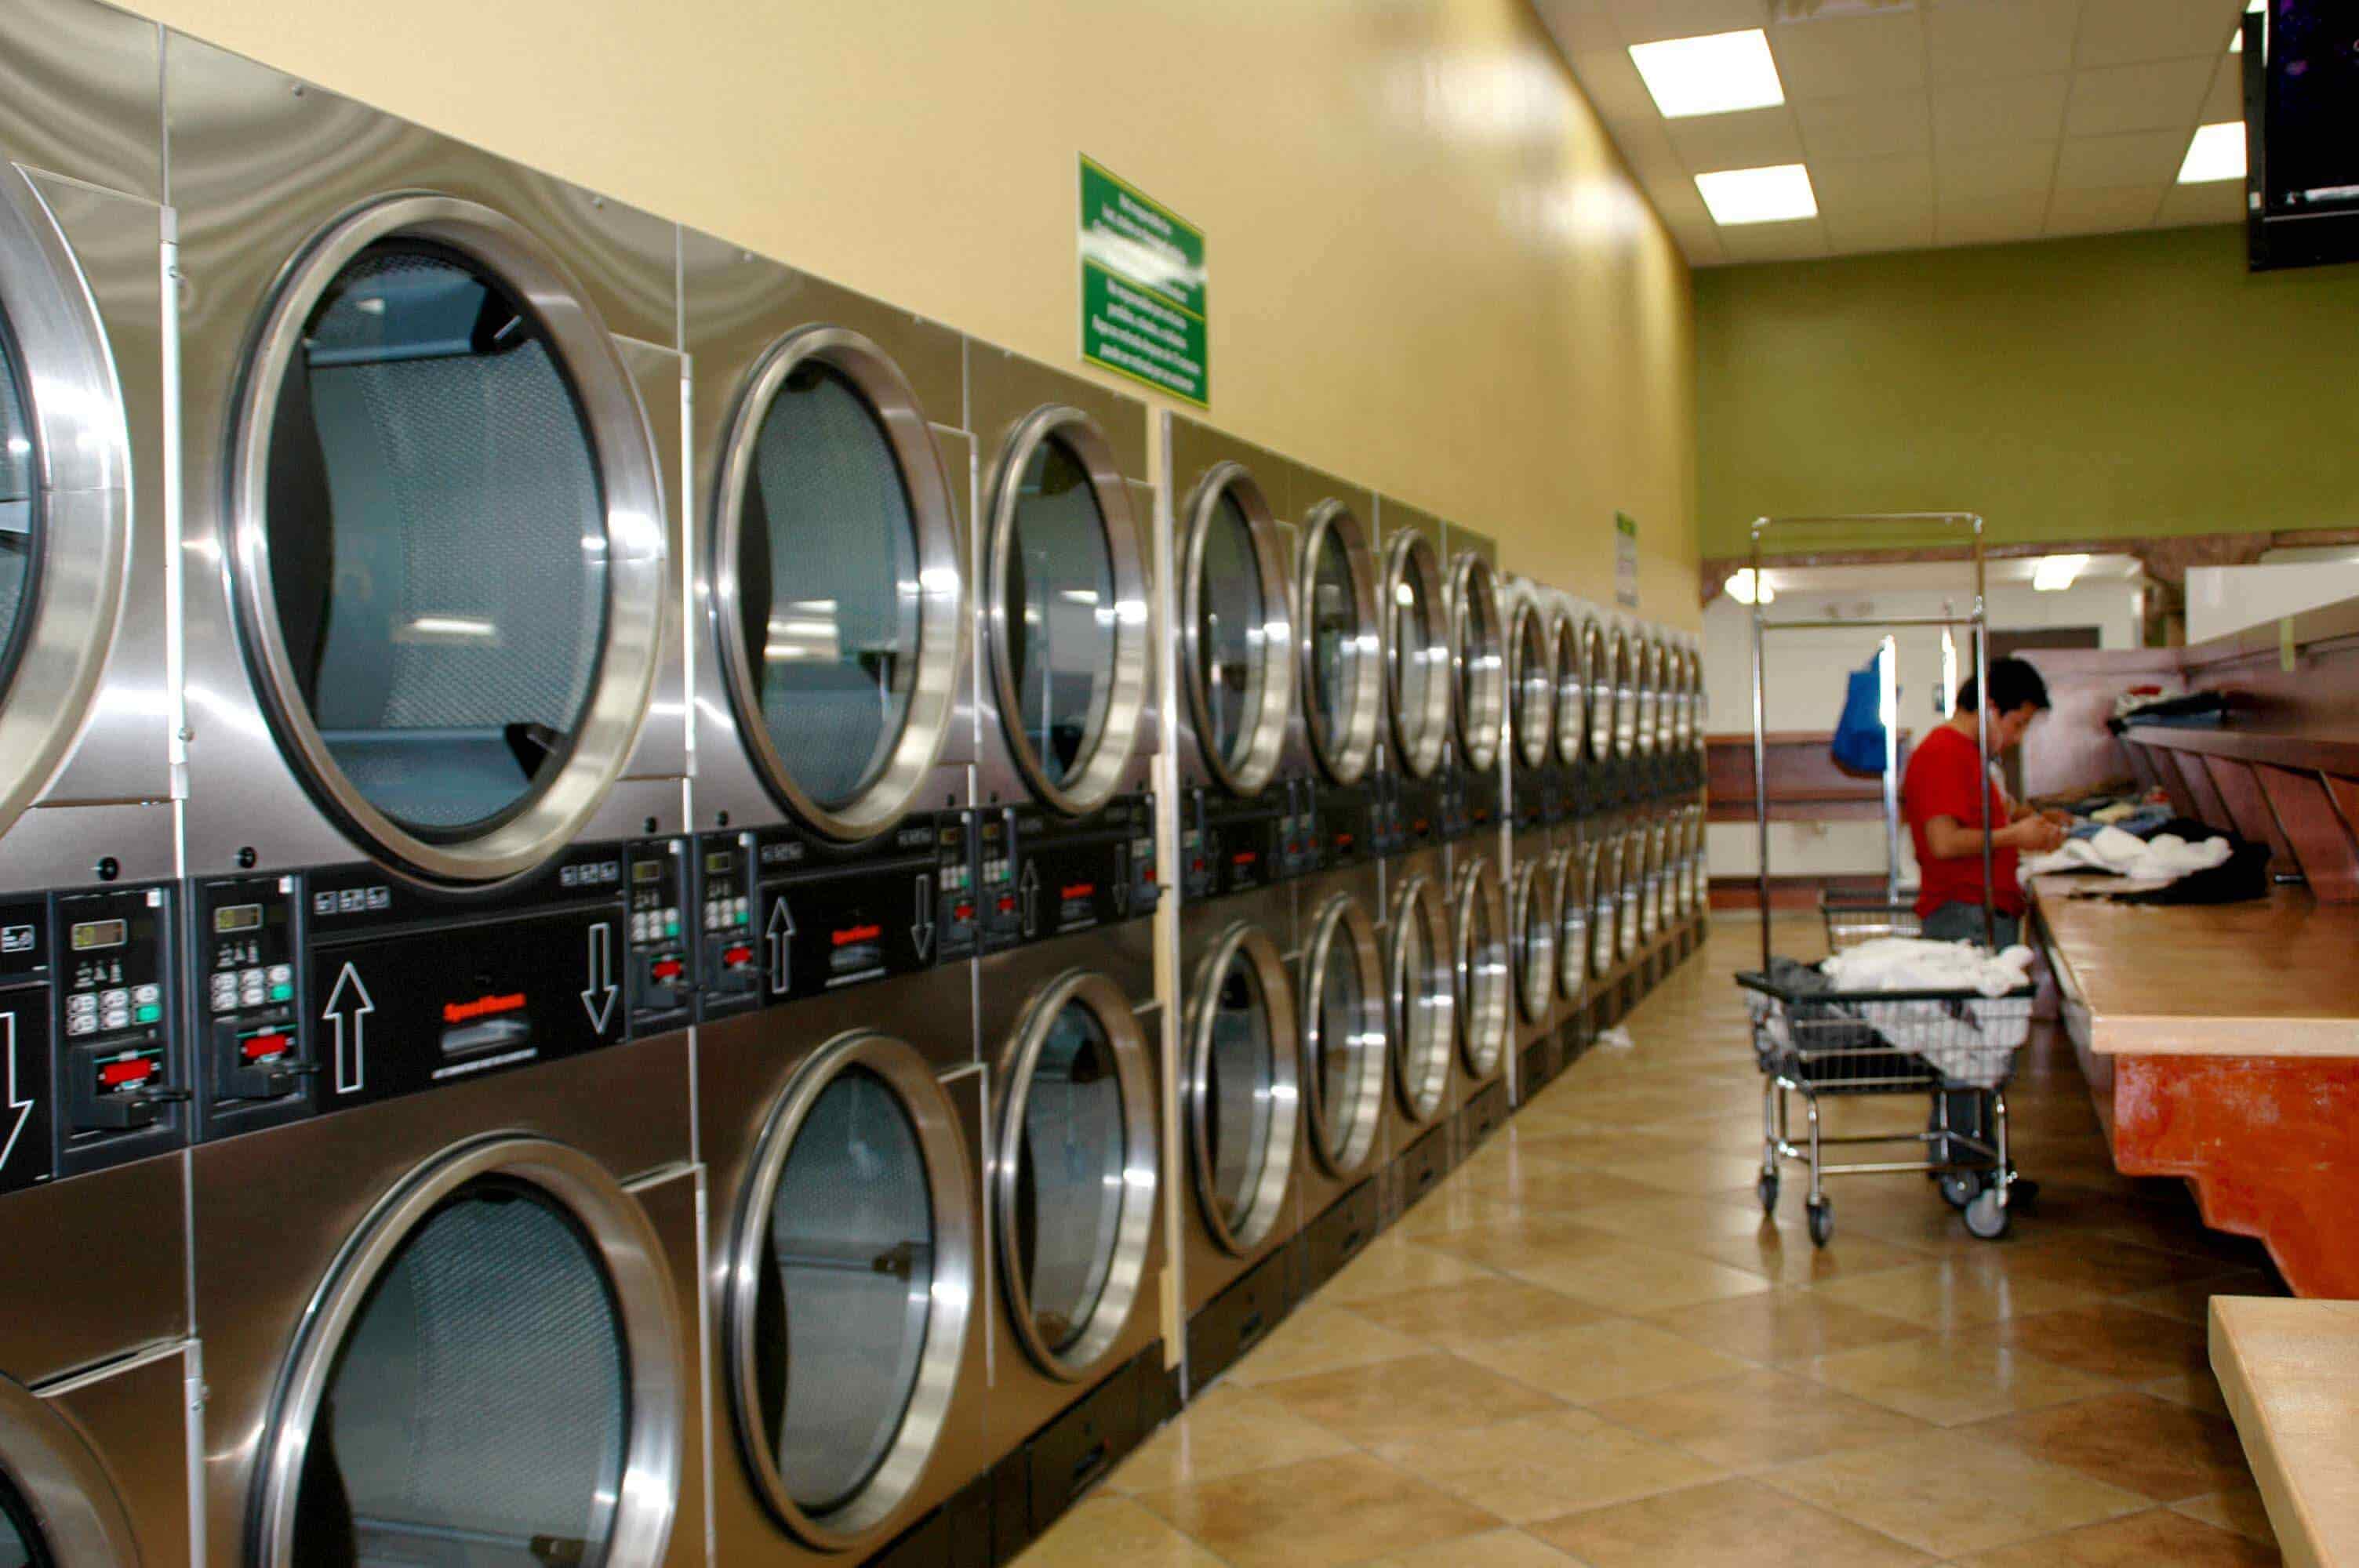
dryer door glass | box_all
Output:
[1516,871,1554,1023]
[1005,435,1116,788]
[1310,931,1375,1168]
[1195,490,1265,770]
[294,1177,629,1567]
[1462,881,1507,1074]
[1514,615,1551,768]
[1392,571,1438,754]
[1556,859,1588,1001]
[0,1468,47,1568]
[1305,523,1361,761]
[1397,910,1448,1120]
[264,242,606,833]
[1203,952,1275,1233]
[0,331,32,679]
[1013,1000,1125,1356]
[758,1065,935,1514]
[734,359,920,811]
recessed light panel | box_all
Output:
[2031,554,2091,592]
[2179,122,2247,184]
[1629,29,1787,118]
[1696,164,1819,225]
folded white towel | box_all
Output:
[2022,828,2231,882]
[1820,937,2036,999]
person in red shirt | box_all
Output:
[1902,657,2067,948]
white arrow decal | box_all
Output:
[325,963,374,1094]
[766,896,794,996]
[1019,860,1041,937]
[581,922,619,1033]
[1111,844,1130,913]
[911,874,936,961]
[1,1015,32,1176]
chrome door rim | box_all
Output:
[1448,553,1505,775]
[255,1134,685,1568]
[1582,618,1612,763]
[1608,626,1638,761]
[1381,532,1449,779]
[1590,838,1622,978]
[0,162,132,842]
[984,405,1150,817]
[1632,633,1659,759]
[1617,830,1644,961]
[1548,608,1585,768]
[1670,644,1696,750]
[1295,499,1381,786]
[1386,874,1455,1123]
[0,1376,141,1567]
[728,1033,975,1551]
[995,969,1158,1382]
[1652,636,1677,754]
[713,325,968,842]
[1507,598,1551,770]
[1555,846,1590,1004]
[1452,855,1510,1078]
[1637,825,1663,945]
[1510,856,1556,1025]
[1299,893,1385,1178]
[1184,923,1301,1256]
[1180,461,1292,797]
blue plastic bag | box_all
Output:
[1830,655,1899,775]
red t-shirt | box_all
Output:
[1902,723,2023,918]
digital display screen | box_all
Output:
[634,861,664,885]
[215,903,264,935]
[71,919,128,952]
[2265,4,2359,215]
[705,851,735,875]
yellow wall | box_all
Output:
[125,0,1699,622]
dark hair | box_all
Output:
[1955,656,2050,715]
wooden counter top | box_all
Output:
[2212,1297,2359,1568]
[2030,877,2359,1058]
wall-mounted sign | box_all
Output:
[1078,156,1208,407]
[1616,512,1640,609]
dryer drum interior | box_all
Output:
[1510,603,1551,770]
[998,971,1158,1379]
[728,1034,972,1547]
[1448,554,1503,772]
[1455,858,1510,1076]
[1555,849,1589,1003]
[1387,877,1455,1122]
[1187,925,1299,1255]
[717,326,965,839]
[254,1138,682,1568]
[229,198,664,883]
[1300,895,1384,1176]
[1183,465,1290,794]
[1382,533,1449,779]
[1297,502,1380,786]
[0,1377,142,1566]
[1512,858,1556,1025]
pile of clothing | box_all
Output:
[1746,938,2035,1089]
[2020,824,2234,883]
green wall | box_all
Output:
[1696,224,2359,559]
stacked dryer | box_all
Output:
[1441,526,1512,1161]
[1500,577,1564,1104]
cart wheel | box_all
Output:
[1756,1172,1779,1214]
[1806,1199,1834,1247]
[1965,1189,2010,1240]
[1939,1171,1979,1210]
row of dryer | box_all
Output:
[0,4,1708,1566]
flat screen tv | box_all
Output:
[2246,2,2359,271]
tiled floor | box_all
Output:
[1016,914,2289,1567]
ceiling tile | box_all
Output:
[1810,151,1936,208]
[1823,204,1938,252]
[1531,0,1626,56]
[2044,182,2165,233]
[1923,0,2085,83]
[1714,215,1832,261]
[1935,140,2057,201]
[1664,104,1808,170]
[2075,0,2246,68]
[1567,46,1666,126]
[2154,178,2245,228]
[2201,54,2244,123]
[2063,57,2217,137]
[1794,92,1933,156]
[1616,114,1693,187]
[1608,0,1772,46]
[2054,129,2188,189]
[1936,190,2052,245]
[1645,168,1718,227]
[1765,10,1928,99]
[1931,72,2070,147]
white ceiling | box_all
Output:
[1534,0,2249,265]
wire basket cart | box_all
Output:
[1742,514,2028,1244]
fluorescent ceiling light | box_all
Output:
[2031,554,2091,593]
[2179,122,2246,184]
[1696,164,1819,226]
[1629,29,1786,119]
[1724,568,1776,605]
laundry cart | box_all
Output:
[1737,514,2033,1246]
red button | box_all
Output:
[996,897,1015,915]
[722,945,753,967]
[954,904,974,921]
[99,1058,155,1087]
[242,1033,289,1061]
[651,959,684,982]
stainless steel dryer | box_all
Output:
[1377,501,1453,855]
[1588,823,1630,1028]
[1376,851,1455,1224]
[682,235,981,1021]
[1445,530,1507,848]
[1440,529,1507,1152]
[1445,838,1511,1159]
[1507,833,1561,1110]
[1292,470,1392,869]
[975,921,1166,1563]
[1539,589,1584,829]
[1550,825,1594,1078]
[1500,579,1556,1109]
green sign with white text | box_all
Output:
[1078,157,1208,406]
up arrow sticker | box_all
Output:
[1020,860,1041,937]
[766,896,794,996]
[325,963,374,1094]
[1,1016,31,1177]
[581,921,619,1033]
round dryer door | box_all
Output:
[1637,824,1663,946]
[1452,856,1510,1078]
[984,407,1150,817]
[1508,599,1552,771]
[1387,875,1455,1123]
[0,165,133,840]
[1652,638,1677,755]
[1550,611,1586,771]
[0,1377,143,1567]
[1617,832,1645,963]
[1184,925,1301,1256]
[1672,645,1696,751]
[1296,500,1381,787]
[1510,856,1557,1026]
[1449,554,1505,775]
[1182,465,1292,796]
[227,198,666,884]
[1382,532,1450,779]
[1582,618,1614,764]
[997,971,1158,1381]
[1610,629,1640,761]
[1632,635,1659,760]
[727,1034,974,1550]
[1590,837,1623,980]
[253,1138,683,1568]
[1299,894,1386,1178]
[715,326,966,840]
[1555,847,1590,1005]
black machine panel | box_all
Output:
[189,839,689,1140]
[1308,779,1399,871]
[979,794,1158,952]
[0,884,185,1195]
[1181,785,1311,901]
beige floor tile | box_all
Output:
[1390,1185,1576,1239]
[1762,1428,2147,1556]
[2003,1234,2233,1295]
[1254,1351,1564,1446]
[1648,1290,1928,1365]
[1107,1383,1354,1493]
[1592,1367,1934,1469]
[1953,1301,2212,1382]
[1812,1256,2106,1330]
[1356,1526,1588,1566]
[1510,1238,1776,1313]
[1454,1160,1687,1214]
[2117,1271,2285,1326]
[1968,1392,2253,1504]
[1416,1214,1626,1273]
[1373,1405,1723,1520]
[1681,1219,1927,1286]
[2172,1486,2278,1545]
[1131,1453,1502,1568]
[1529,1476,1932,1567]
[1224,1304,1430,1387]
[1456,1318,1754,1404]
[1801,1336,2120,1425]
[1318,1236,1498,1305]
[1013,1495,1229,1566]
[1595,1150,1783,1196]
[2143,1371,2234,1417]
[1950,1508,2284,1566]
[1346,1275,1608,1349]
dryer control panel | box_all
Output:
[980,793,1158,951]
[1310,780,1402,870]
[1184,785,1315,901]
[187,837,690,1142]
[0,883,186,1197]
